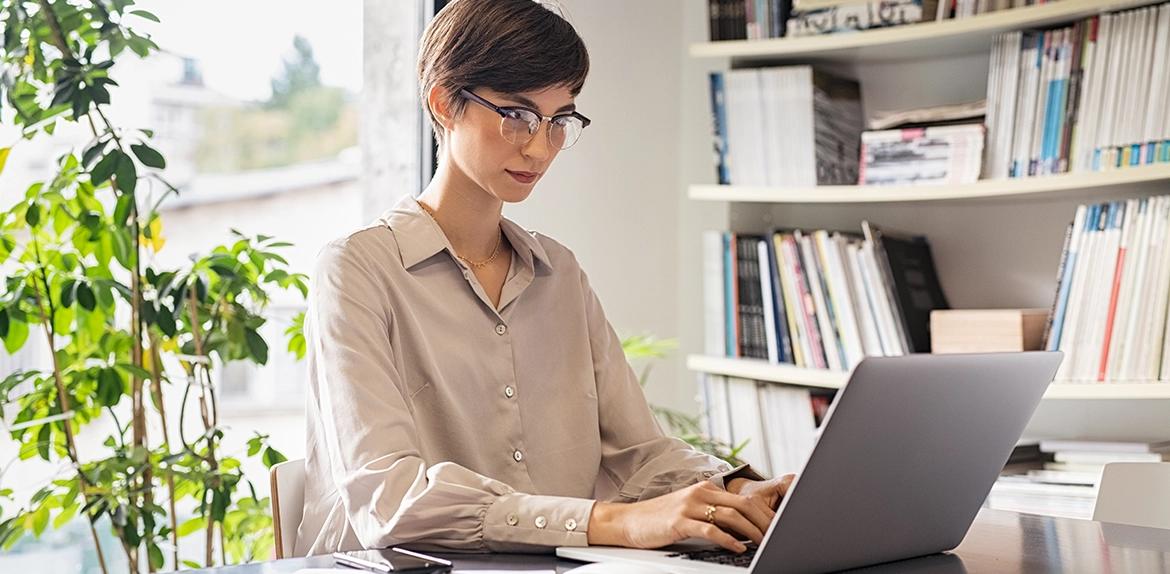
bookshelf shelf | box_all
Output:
[689,0,1160,64]
[686,355,850,388]
[687,355,1170,399]
[688,163,1170,204]
[1040,383,1170,399]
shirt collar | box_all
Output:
[385,194,554,272]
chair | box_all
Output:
[270,458,307,559]
[1092,462,1170,529]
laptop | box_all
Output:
[557,351,1063,574]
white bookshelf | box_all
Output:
[689,163,1170,204]
[688,355,1170,399]
[687,0,1170,449]
[690,0,1162,63]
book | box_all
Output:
[737,234,770,360]
[1046,195,1170,382]
[1053,451,1168,464]
[863,221,948,353]
[710,66,863,187]
[868,100,986,131]
[708,72,730,185]
[859,124,985,186]
[985,5,1170,179]
[787,0,936,37]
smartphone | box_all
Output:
[332,547,453,573]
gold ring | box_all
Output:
[705,504,717,524]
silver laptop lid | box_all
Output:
[751,351,1062,574]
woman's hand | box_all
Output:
[725,474,795,511]
[586,481,776,553]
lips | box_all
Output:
[506,170,539,184]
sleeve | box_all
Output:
[308,238,595,553]
[578,268,765,503]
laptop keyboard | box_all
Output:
[666,543,758,568]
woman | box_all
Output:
[297,0,793,556]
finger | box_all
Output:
[710,505,766,545]
[777,474,796,498]
[705,491,774,533]
[688,521,747,553]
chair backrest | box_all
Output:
[270,458,306,559]
[1093,462,1170,529]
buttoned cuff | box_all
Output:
[483,492,594,552]
[707,464,766,490]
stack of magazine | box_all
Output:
[989,439,1170,519]
[860,101,986,186]
[1045,196,1170,383]
[983,2,1170,180]
[709,66,863,187]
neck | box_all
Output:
[418,163,505,263]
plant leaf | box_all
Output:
[114,151,137,195]
[31,505,49,537]
[90,150,119,185]
[148,542,163,570]
[130,143,165,169]
[97,368,123,407]
[262,446,287,468]
[244,327,268,365]
[76,282,96,312]
[0,147,9,176]
[25,203,41,227]
[2,319,27,354]
[60,279,77,308]
[0,308,8,339]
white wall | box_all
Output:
[502,0,697,413]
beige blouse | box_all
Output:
[296,194,748,556]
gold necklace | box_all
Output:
[418,202,505,269]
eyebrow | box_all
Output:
[503,93,577,115]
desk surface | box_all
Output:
[193,509,1170,573]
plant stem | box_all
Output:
[187,285,219,567]
[36,0,71,56]
[28,253,108,574]
[148,333,180,568]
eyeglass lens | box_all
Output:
[500,110,584,150]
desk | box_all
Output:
[189,509,1170,573]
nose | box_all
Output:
[521,119,554,161]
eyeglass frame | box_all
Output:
[458,88,591,150]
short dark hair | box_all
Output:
[418,0,590,146]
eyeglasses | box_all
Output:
[459,89,591,150]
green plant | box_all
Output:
[621,333,745,467]
[0,1,306,571]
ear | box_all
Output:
[428,85,457,133]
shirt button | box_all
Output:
[505,386,514,398]
[535,516,547,529]
[496,324,507,335]
[513,450,523,462]
[506,513,518,526]
[564,518,577,531]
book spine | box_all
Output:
[709,0,721,41]
[758,240,779,363]
[765,231,795,364]
[787,235,828,368]
[709,72,731,185]
[725,233,739,357]
[1042,220,1075,351]
[1098,200,1131,381]
[737,235,769,360]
